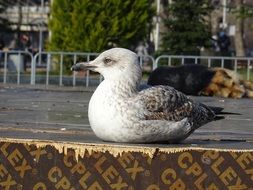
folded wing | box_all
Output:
[137,85,216,129]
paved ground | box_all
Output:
[0,84,252,149]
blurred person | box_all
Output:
[20,34,32,71]
[0,37,4,60]
[211,35,220,53]
[217,31,232,69]
[9,34,18,50]
[0,37,4,50]
[135,42,149,68]
[20,34,31,51]
[135,41,148,57]
[217,31,231,55]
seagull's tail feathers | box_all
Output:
[209,106,241,115]
[213,115,225,121]
[208,106,240,121]
[208,106,223,114]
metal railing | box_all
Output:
[32,51,99,86]
[0,50,33,84]
[1,50,253,86]
[32,51,155,86]
[155,55,253,80]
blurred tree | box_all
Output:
[234,0,245,56]
[233,2,253,19]
[48,0,154,52]
[231,1,253,56]
[161,0,213,55]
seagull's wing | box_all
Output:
[137,85,215,129]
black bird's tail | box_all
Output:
[209,106,223,114]
[213,115,225,121]
[209,106,241,115]
[208,106,241,121]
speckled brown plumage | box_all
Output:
[138,86,215,129]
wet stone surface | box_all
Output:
[0,84,252,149]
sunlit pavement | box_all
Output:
[0,84,252,149]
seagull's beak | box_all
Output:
[71,61,97,71]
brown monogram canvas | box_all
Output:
[0,139,252,190]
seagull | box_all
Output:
[72,48,224,143]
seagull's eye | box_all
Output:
[104,58,112,64]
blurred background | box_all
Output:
[0,0,252,56]
[0,0,252,86]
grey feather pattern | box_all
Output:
[138,85,216,129]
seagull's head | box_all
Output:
[72,48,142,83]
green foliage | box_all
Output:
[48,0,154,52]
[161,0,213,55]
[230,4,253,19]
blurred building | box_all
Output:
[0,0,252,56]
[0,0,50,52]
